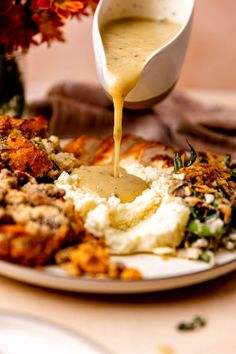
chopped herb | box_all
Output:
[199,250,211,263]
[177,322,194,331]
[224,154,231,167]
[186,140,197,167]
[177,316,206,332]
[173,152,183,173]
[230,169,236,180]
[190,207,201,219]
[192,190,199,197]
[216,185,229,198]
[193,316,206,328]
[213,198,219,208]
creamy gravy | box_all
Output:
[75,17,181,202]
[73,166,147,203]
[101,17,181,177]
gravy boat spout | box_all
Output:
[93,0,195,109]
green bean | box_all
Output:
[187,219,224,237]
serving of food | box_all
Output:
[0,0,235,293]
[0,114,235,293]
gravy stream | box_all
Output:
[101,18,181,177]
[76,18,181,202]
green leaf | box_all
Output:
[231,169,236,179]
[186,140,197,167]
[190,208,198,219]
[224,154,231,167]
[216,184,229,198]
[174,152,183,173]
[177,316,206,331]
[213,198,219,208]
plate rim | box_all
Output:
[0,252,236,294]
[0,310,112,354]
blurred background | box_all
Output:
[27,0,236,98]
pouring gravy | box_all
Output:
[101,17,181,177]
[76,17,181,201]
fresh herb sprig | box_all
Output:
[177,316,206,332]
[174,141,197,173]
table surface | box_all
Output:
[1,90,236,354]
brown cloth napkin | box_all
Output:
[28,81,236,157]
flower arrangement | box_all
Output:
[0,0,99,117]
[0,0,99,54]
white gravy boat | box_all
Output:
[93,0,195,109]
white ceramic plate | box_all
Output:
[0,251,235,294]
[0,312,110,354]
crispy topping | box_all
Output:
[0,115,48,137]
[5,131,52,177]
[178,151,236,202]
[0,116,77,180]
[171,148,236,257]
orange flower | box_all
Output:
[37,0,86,18]
[0,0,99,54]
[55,1,85,18]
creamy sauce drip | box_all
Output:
[74,18,181,202]
[73,166,147,203]
[101,17,181,177]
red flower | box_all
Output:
[33,11,64,44]
[0,0,38,53]
[0,0,99,54]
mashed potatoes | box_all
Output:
[56,163,190,254]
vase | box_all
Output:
[0,52,25,117]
